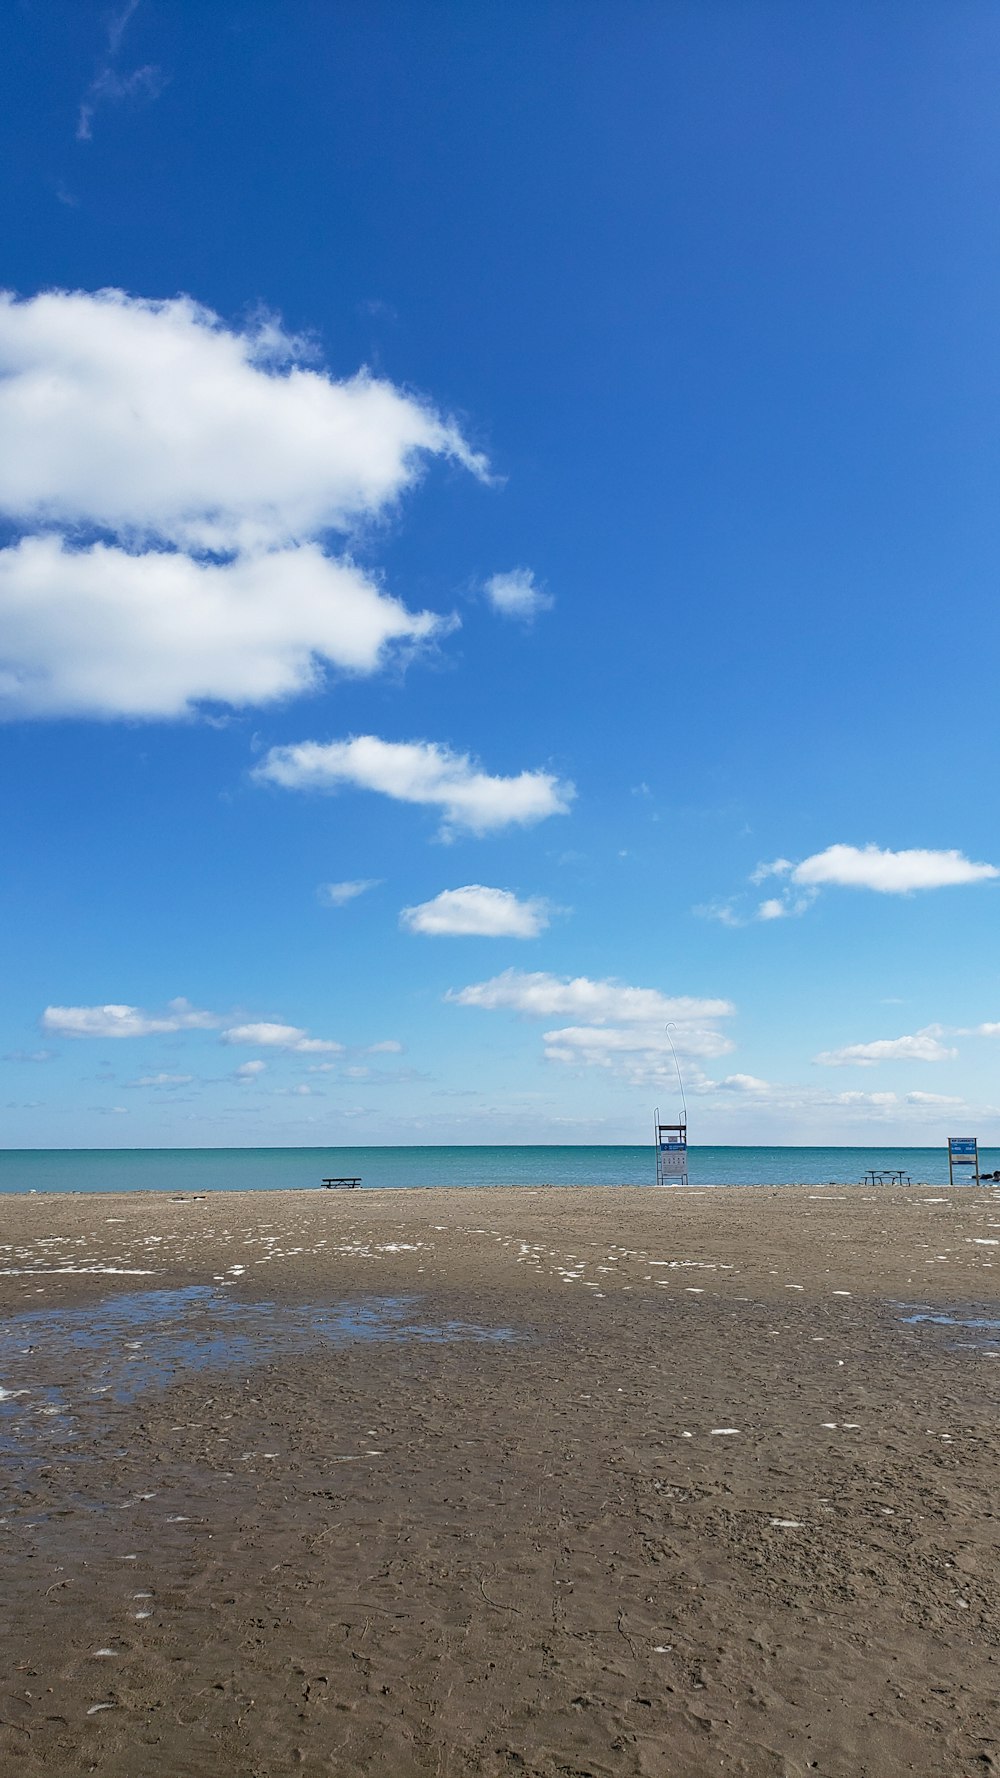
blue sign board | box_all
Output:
[948,1136,979,1184]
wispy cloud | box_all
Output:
[108,0,141,57]
[318,879,382,907]
[41,998,218,1039]
[255,736,573,838]
[131,1072,193,1088]
[401,885,551,937]
[77,4,164,142]
[483,568,553,623]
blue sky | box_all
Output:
[3,0,1000,1147]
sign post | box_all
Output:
[948,1136,980,1187]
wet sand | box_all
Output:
[2,1182,1000,1777]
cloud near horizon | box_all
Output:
[41,998,218,1039]
[0,289,485,718]
[255,736,573,837]
[448,969,736,1083]
[813,1027,957,1067]
[446,969,733,1024]
[401,885,551,937]
[221,1021,342,1054]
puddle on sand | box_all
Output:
[0,1288,527,1455]
[897,1304,1000,1354]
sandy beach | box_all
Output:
[2,1182,1000,1777]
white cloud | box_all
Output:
[318,878,382,907]
[0,289,485,719]
[905,1091,962,1105]
[235,1059,267,1078]
[832,1090,899,1106]
[449,968,735,1084]
[484,568,553,622]
[41,998,217,1039]
[814,1028,957,1067]
[255,736,573,837]
[756,898,788,921]
[0,537,443,719]
[366,1039,403,1054]
[401,885,551,938]
[767,844,998,895]
[132,1072,192,1087]
[713,843,997,926]
[717,1073,770,1092]
[221,1021,342,1054]
[542,1024,734,1065]
[446,969,733,1024]
[0,290,485,551]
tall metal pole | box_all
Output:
[664,1023,687,1124]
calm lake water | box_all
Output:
[0,1144,996,1194]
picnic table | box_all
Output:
[863,1168,911,1186]
[321,1176,361,1190]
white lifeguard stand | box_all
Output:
[654,1110,688,1188]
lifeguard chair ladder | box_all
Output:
[654,1109,688,1188]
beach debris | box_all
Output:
[87,1703,116,1714]
[770,1519,803,1528]
[710,1427,740,1435]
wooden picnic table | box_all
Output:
[863,1169,911,1187]
[321,1177,361,1189]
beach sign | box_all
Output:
[948,1136,979,1186]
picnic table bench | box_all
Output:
[863,1169,911,1187]
[322,1176,361,1190]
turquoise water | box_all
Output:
[1,1144,997,1194]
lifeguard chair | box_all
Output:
[654,1111,688,1188]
